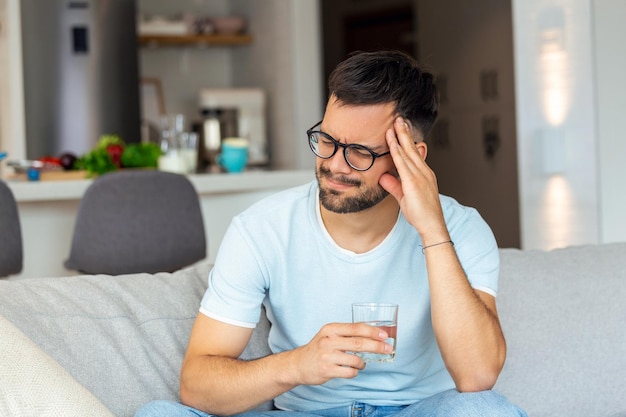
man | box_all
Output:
[136,50,526,417]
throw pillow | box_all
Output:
[0,316,114,417]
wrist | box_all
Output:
[418,229,451,247]
[420,240,454,253]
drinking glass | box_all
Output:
[352,302,398,363]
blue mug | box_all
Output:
[218,138,249,173]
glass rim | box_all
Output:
[352,302,398,308]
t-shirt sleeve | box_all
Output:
[446,202,500,296]
[199,217,268,328]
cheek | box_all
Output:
[373,161,399,184]
[384,167,400,181]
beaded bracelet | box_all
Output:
[420,240,454,254]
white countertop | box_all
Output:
[8,169,314,203]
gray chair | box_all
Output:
[64,170,206,275]
[0,180,23,277]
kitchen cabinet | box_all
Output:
[138,34,253,47]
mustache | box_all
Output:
[318,166,362,187]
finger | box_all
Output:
[379,172,403,203]
[386,126,418,178]
[321,323,390,356]
[322,322,388,339]
[393,117,421,155]
[348,322,389,340]
[390,119,434,182]
[346,336,394,356]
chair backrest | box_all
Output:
[0,180,23,277]
[64,170,206,275]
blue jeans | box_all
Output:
[134,389,528,417]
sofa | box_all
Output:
[1,243,625,417]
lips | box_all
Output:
[319,166,361,189]
[324,173,361,191]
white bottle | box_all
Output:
[202,109,222,152]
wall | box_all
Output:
[0,0,6,168]
[512,0,600,250]
[0,0,26,178]
[137,0,233,119]
[137,0,322,170]
[592,0,626,244]
[230,0,322,170]
[416,0,520,248]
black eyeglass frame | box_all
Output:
[306,121,391,171]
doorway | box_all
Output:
[321,1,417,98]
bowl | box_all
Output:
[212,16,247,35]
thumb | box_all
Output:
[379,173,403,203]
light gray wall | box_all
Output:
[0,0,26,177]
[230,0,321,170]
[512,0,600,250]
[138,0,236,124]
[592,0,626,244]
[0,0,7,163]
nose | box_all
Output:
[325,146,353,174]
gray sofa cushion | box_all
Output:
[495,243,626,417]
[0,262,271,417]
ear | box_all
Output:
[416,141,428,160]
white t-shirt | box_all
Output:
[200,180,499,411]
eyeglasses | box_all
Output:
[307,121,390,171]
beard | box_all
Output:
[316,165,389,213]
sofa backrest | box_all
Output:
[2,243,625,417]
[495,243,626,417]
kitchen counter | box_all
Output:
[7,169,313,279]
[9,169,313,202]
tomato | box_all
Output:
[106,144,124,168]
[37,156,62,166]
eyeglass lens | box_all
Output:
[309,131,375,171]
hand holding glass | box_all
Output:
[352,303,398,363]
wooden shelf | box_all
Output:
[138,34,253,47]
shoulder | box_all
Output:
[439,195,500,291]
[439,194,488,231]
[439,194,498,254]
[227,181,318,240]
[236,181,316,221]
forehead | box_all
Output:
[322,97,396,146]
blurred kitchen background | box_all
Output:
[1,0,625,251]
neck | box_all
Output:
[320,195,400,253]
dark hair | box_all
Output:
[328,50,439,139]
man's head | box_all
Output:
[313,50,438,214]
[327,50,438,140]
